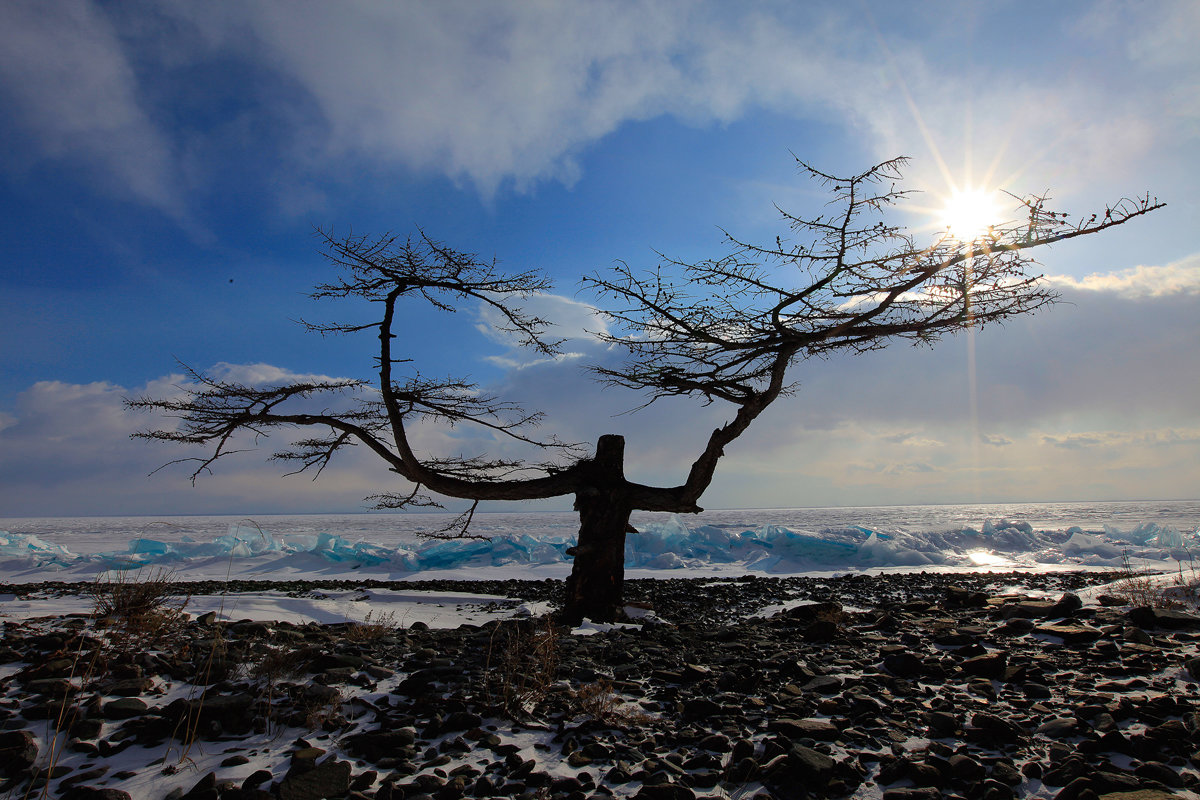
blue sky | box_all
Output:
[1,0,1198,517]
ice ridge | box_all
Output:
[0,516,1195,575]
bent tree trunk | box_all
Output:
[562,435,632,624]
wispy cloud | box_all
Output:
[0,0,180,213]
[476,293,608,370]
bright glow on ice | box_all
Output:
[966,549,1012,567]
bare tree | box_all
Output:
[129,157,1162,622]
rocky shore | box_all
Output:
[1,571,1198,800]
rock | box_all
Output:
[278,759,351,800]
[883,652,927,678]
[1127,607,1200,629]
[1049,593,1084,618]
[883,789,942,800]
[181,772,217,800]
[682,698,722,718]
[766,743,837,785]
[801,675,843,694]
[1036,623,1103,644]
[634,785,695,800]
[770,718,840,741]
[948,753,986,782]
[697,733,730,752]
[0,730,37,777]
[242,770,274,790]
[960,651,1007,679]
[1038,717,1082,738]
[1004,599,1059,619]
[345,734,420,762]
[1133,761,1184,788]
[725,757,760,782]
[925,710,960,737]
[945,585,989,608]
[59,789,133,800]
[968,712,1025,744]
[101,697,148,720]
[440,711,483,733]
[101,677,154,697]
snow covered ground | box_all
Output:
[2,510,1199,800]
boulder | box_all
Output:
[0,730,37,778]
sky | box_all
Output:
[0,0,1198,518]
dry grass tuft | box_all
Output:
[1108,550,1198,610]
[88,567,190,641]
[485,616,561,716]
[569,679,650,727]
[344,609,401,642]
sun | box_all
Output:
[939,188,1003,242]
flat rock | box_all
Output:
[769,718,840,741]
[1036,623,1103,644]
[1127,607,1200,629]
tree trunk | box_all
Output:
[561,434,631,624]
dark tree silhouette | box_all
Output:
[129,157,1162,623]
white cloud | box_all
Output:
[1046,255,1200,298]
[476,293,608,369]
[4,1,1192,209]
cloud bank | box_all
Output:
[2,264,1196,515]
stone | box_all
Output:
[440,710,483,733]
[242,770,274,790]
[969,712,1025,744]
[1049,593,1085,618]
[883,652,927,678]
[1036,624,1103,644]
[345,730,417,763]
[1127,607,1200,629]
[100,697,148,720]
[634,785,695,800]
[0,730,37,777]
[801,675,843,694]
[770,718,840,741]
[948,753,986,782]
[960,651,1008,678]
[1133,761,1184,788]
[181,772,217,800]
[925,710,960,737]
[101,677,154,697]
[769,744,837,784]
[883,789,942,800]
[278,759,351,800]
[1038,717,1082,738]
[59,789,133,800]
[1004,599,1058,619]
